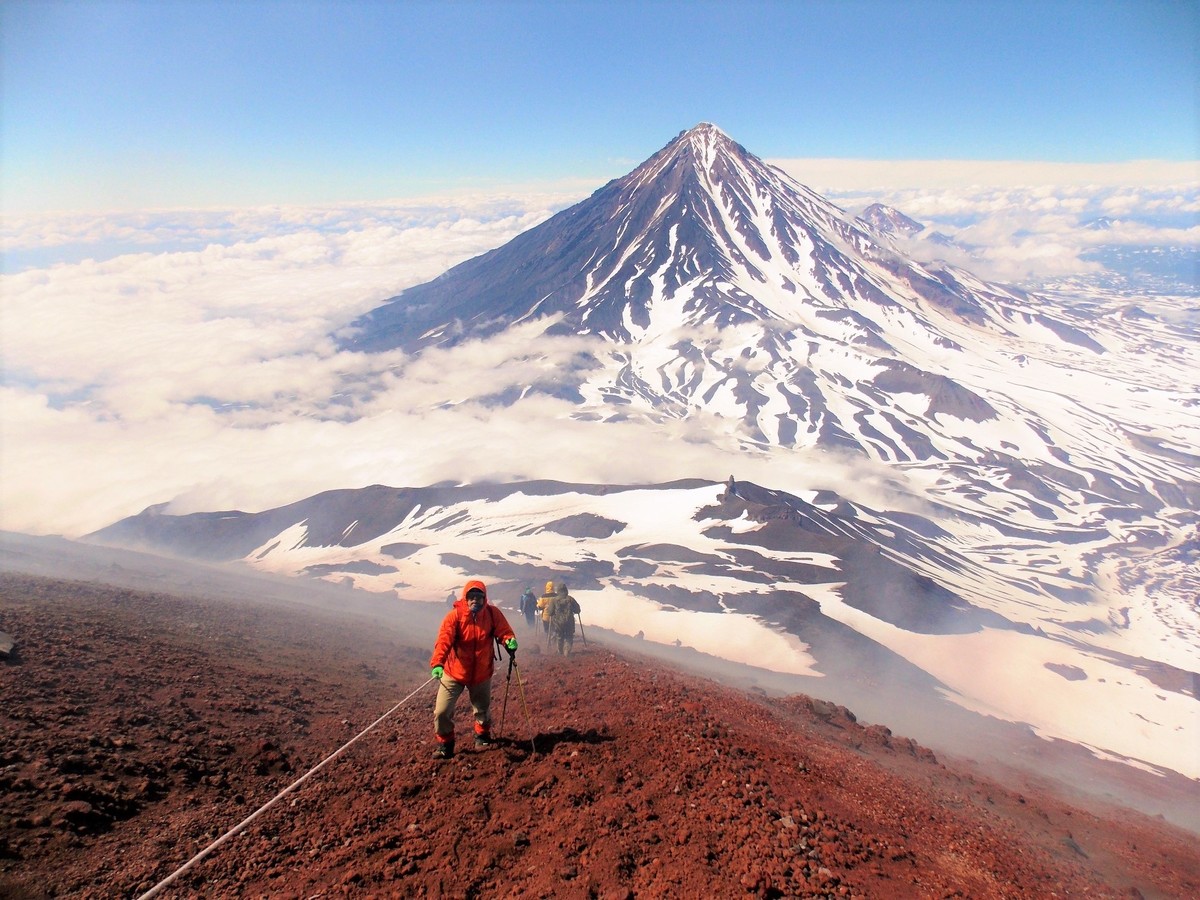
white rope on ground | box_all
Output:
[136,676,438,900]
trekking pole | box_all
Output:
[510,656,538,755]
[576,612,588,646]
[498,651,514,740]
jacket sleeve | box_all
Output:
[430,610,457,668]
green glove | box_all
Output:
[505,637,518,651]
[431,665,444,680]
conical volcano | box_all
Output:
[345,122,994,353]
[339,123,1193,527]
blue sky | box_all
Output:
[2,0,1197,213]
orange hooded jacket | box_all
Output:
[430,580,516,686]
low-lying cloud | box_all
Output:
[819,178,1199,284]
[2,171,1195,536]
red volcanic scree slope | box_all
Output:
[1,572,1197,899]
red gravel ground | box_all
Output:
[1,571,1198,899]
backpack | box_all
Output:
[550,594,578,632]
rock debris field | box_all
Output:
[1,571,1198,899]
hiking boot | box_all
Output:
[432,743,454,759]
[474,732,492,747]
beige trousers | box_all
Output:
[432,675,492,742]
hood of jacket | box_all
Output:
[460,579,489,605]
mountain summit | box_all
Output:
[345,122,992,352]
[340,124,1188,509]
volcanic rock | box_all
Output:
[1,571,1197,898]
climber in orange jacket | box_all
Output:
[428,579,517,759]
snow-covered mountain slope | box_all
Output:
[341,124,1196,535]
[92,124,1199,780]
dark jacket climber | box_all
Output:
[547,583,581,657]
[429,580,516,759]
[519,586,537,628]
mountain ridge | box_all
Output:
[3,568,1197,897]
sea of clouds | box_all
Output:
[2,167,1196,536]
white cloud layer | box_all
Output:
[829,182,1198,284]
[771,158,1200,191]
[1,172,1196,536]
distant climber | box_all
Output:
[547,582,581,657]
[428,580,517,759]
[519,585,537,631]
[725,474,738,499]
[537,580,556,637]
